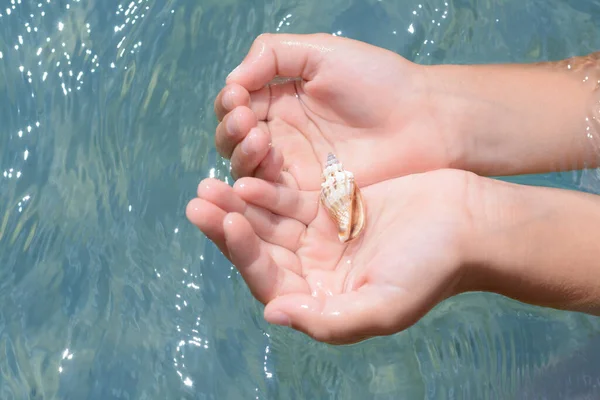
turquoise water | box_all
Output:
[1,0,600,398]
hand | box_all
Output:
[214,33,460,191]
[186,169,477,344]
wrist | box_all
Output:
[420,64,483,173]
[459,178,600,314]
[423,59,600,176]
[456,177,531,295]
[415,64,471,173]
[453,175,518,296]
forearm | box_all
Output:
[464,178,600,315]
[427,52,600,176]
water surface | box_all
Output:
[1,0,600,398]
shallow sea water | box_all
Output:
[1,0,600,399]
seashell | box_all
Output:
[320,152,366,243]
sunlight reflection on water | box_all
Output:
[0,0,599,399]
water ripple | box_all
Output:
[1,0,600,398]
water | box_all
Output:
[1,0,599,398]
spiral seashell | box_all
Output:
[320,152,366,243]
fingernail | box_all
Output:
[226,114,238,137]
[197,181,210,196]
[222,92,234,110]
[241,131,257,155]
[267,311,291,327]
[227,63,242,80]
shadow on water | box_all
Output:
[0,0,599,398]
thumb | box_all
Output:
[226,33,334,91]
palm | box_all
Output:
[218,34,453,191]
[288,169,468,287]
[188,169,473,343]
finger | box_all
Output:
[226,33,331,91]
[252,81,303,124]
[247,86,270,121]
[230,127,272,180]
[215,106,258,159]
[196,178,304,251]
[264,285,412,345]
[254,146,284,183]
[214,83,251,122]
[186,195,303,274]
[242,204,305,253]
[186,198,229,258]
[214,83,270,122]
[233,177,318,225]
[196,178,246,214]
[223,212,309,304]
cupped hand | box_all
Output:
[186,169,478,344]
[215,33,458,191]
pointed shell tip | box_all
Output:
[326,152,337,166]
